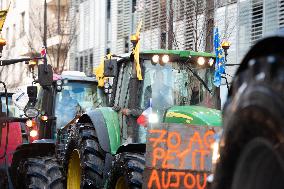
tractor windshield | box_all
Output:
[54,81,105,128]
[141,60,219,116]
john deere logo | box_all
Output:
[166,112,193,123]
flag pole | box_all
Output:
[43,0,47,48]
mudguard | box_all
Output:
[78,107,121,154]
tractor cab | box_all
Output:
[35,71,107,139]
[104,49,221,143]
[0,93,23,165]
[140,50,220,122]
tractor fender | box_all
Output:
[78,111,111,153]
[10,142,56,186]
[116,143,146,154]
[78,108,121,154]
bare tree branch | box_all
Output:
[27,1,77,74]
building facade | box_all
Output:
[0,0,37,90]
[0,0,72,90]
[237,0,284,60]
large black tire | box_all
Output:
[17,156,64,189]
[65,123,105,188]
[213,55,284,189]
[231,138,284,189]
[107,152,145,189]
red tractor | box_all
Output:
[0,92,25,188]
[0,57,52,188]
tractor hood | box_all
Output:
[164,106,222,127]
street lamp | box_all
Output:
[43,0,47,48]
[221,41,231,62]
[221,40,231,90]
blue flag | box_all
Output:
[213,27,226,87]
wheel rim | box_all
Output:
[67,150,81,189]
[115,177,128,189]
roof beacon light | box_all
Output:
[152,55,159,63]
[162,55,170,64]
[197,57,205,66]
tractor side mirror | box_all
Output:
[24,86,39,118]
[27,86,37,105]
[38,64,53,87]
[104,59,117,77]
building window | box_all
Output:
[107,0,111,19]
[12,24,16,47]
[89,53,93,70]
[84,55,88,72]
[106,48,110,55]
[279,0,284,29]
[80,56,83,72]
[75,57,78,71]
[251,0,263,43]
[5,27,8,50]
[20,12,25,37]
[132,0,136,13]
[124,36,129,53]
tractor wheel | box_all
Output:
[231,138,284,189]
[213,56,284,189]
[107,152,145,189]
[65,123,105,189]
[19,156,64,189]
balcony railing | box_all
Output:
[47,20,73,38]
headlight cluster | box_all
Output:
[151,55,215,67]
[56,80,63,92]
[26,119,38,138]
[152,54,170,64]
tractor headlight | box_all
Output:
[56,85,62,92]
[212,141,220,165]
[162,55,170,64]
[197,57,206,66]
[56,80,63,86]
[211,130,223,166]
[25,107,39,118]
[152,55,159,63]
[30,130,38,138]
[26,119,33,127]
[149,113,159,124]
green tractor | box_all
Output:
[64,49,222,188]
[8,66,107,188]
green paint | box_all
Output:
[164,106,222,127]
[98,107,121,154]
[141,49,216,59]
